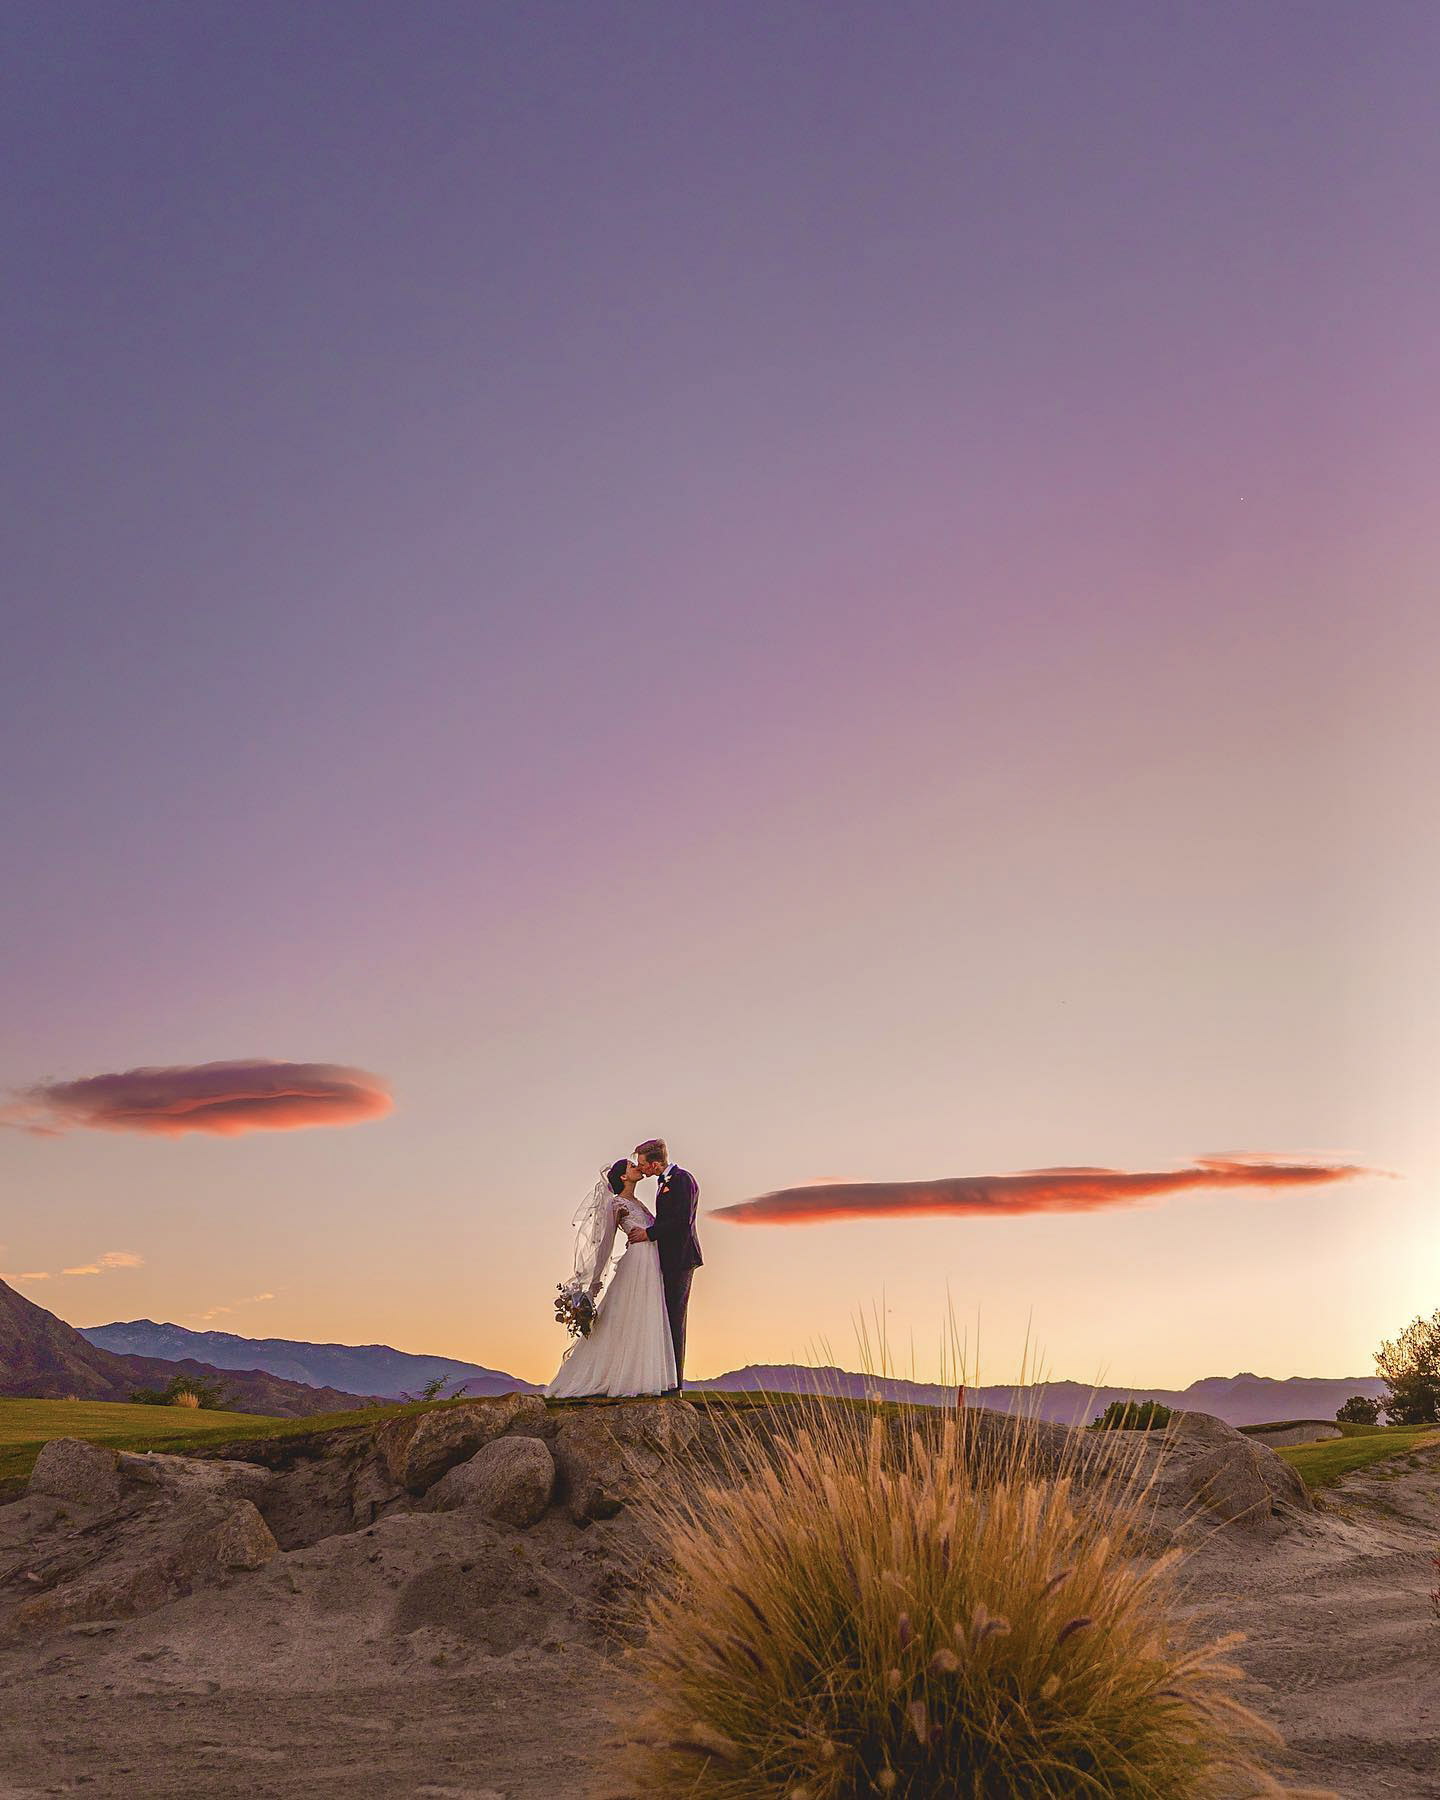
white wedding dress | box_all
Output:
[545,1188,676,1399]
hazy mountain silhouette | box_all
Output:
[78,1316,1385,1425]
[686,1364,1389,1427]
[82,1319,540,1398]
[1,1281,379,1416]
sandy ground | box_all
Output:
[1178,1437,1440,1797]
[0,1437,1435,1798]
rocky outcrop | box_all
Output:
[1168,1411,1313,1526]
[551,1399,699,1525]
[7,1448,281,1632]
[1082,1409,1315,1539]
[429,1436,556,1527]
[378,1393,548,1493]
[27,1438,123,1511]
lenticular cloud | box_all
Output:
[4,1059,393,1137]
[711,1154,1383,1226]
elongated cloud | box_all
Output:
[712,1154,1385,1226]
[3,1059,393,1138]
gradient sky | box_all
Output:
[3,2,1437,1392]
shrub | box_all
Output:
[1335,1395,1380,1426]
[130,1373,232,1410]
[614,1402,1325,1798]
[1090,1398,1173,1432]
[1375,1309,1440,1425]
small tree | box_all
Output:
[399,1374,468,1405]
[1336,1394,1381,1426]
[1091,1399,1172,1431]
[1376,1308,1440,1426]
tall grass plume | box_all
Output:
[611,1395,1331,1798]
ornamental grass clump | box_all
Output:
[615,1401,1329,1799]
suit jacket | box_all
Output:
[608,1159,703,1274]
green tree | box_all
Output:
[1375,1308,1440,1426]
[1335,1394,1380,1425]
[1090,1399,1172,1431]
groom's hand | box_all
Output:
[626,1227,648,1244]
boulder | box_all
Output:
[13,1494,279,1632]
[429,1436,555,1527]
[202,1499,279,1571]
[378,1394,548,1494]
[1187,1436,1312,1526]
[1166,1409,1243,1447]
[551,1398,698,1525]
[115,1451,276,1508]
[27,1439,122,1512]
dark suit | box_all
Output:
[606,1158,702,1389]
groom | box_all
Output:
[608,1137,701,1392]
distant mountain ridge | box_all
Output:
[82,1319,540,1398]
[78,1318,1384,1426]
[688,1364,1390,1427]
[1,1281,382,1416]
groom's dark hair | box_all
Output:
[634,1137,668,1165]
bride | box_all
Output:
[545,1159,676,1399]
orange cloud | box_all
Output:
[711,1154,1387,1226]
[3,1060,393,1138]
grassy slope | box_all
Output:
[0,1388,796,1494]
[0,1398,288,1489]
[1275,1420,1440,1488]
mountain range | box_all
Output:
[77,1317,1387,1427]
[0,1281,379,1416]
[81,1319,538,1398]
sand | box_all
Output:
[0,1419,1435,1798]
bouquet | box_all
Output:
[554,1280,596,1339]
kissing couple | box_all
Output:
[545,1138,702,1400]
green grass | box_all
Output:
[1275,1420,1440,1489]
[0,1397,285,1490]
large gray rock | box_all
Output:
[13,1493,279,1633]
[429,1436,555,1527]
[379,1393,548,1493]
[115,1451,276,1508]
[203,1499,280,1572]
[1187,1436,1312,1525]
[551,1399,698,1525]
[1100,1410,1315,1538]
[27,1439,122,1511]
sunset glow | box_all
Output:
[2,4,1436,1391]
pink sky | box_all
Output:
[2,4,1436,1388]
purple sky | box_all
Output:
[3,4,1437,1387]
